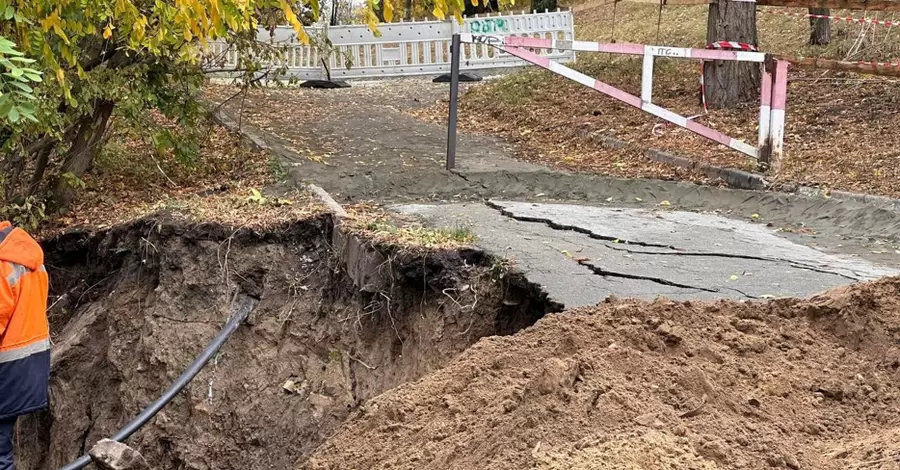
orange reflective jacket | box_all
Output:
[0,221,50,419]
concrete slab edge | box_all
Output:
[206,105,272,153]
[577,129,900,212]
[578,130,768,191]
[309,184,349,220]
[212,104,900,215]
[795,186,900,213]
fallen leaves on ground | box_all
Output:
[409,3,900,198]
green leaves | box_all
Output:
[0,36,42,124]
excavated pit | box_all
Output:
[17,215,560,469]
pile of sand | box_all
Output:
[303,279,900,469]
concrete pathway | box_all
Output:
[396,201,898,307]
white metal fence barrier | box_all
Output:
[205,10,575,81]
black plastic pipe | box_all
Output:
[59,295,258,470]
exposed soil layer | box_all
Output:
[304,278,900,470]
[16,215,559,469]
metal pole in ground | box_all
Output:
[446,33,461,171]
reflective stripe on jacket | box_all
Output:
[0,221,50,419]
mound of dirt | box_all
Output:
[16,214,559,470]
[303,280,900,470]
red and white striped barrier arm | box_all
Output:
[481,35,767,62]
[495,43,759,158]
[760,9,900,28]
[457,34,788,165]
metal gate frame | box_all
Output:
[445,34,789,172]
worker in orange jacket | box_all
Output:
[0,221,50,470]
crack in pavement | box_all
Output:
[453,170,489,190]
[598,244,861,281]
[485,200,862,282]
[574,259,724,295]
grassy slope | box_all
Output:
[456,3,900,196]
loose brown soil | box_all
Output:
[304,279,900,470]
[16,214,559,469]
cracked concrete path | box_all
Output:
[395,201,899,307]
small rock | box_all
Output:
[635,413,657,427]
[673,425,688,437]
[501,399,518,413]
[574,437,592,450]
[805,423,824,436]
[748,398,761,408]
[811,381,844,401]
[89,440,151,470]
[656,322,683,345]
[783,454,801,469]
[282,379,309,395]
[766,454,785,467]
[732,319,758,333]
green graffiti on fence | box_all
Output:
[468,18,509,33]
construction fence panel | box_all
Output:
[205,10,575,80]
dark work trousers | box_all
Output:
[0,416,14,470]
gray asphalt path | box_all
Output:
[394,201,898,308]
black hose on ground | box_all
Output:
[58,294,259,470]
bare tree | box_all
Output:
[704,0,760,108]
[809,8,830,45]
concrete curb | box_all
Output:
[308,182,390,294]
[578,130,768,191]
[309,184,349,220]
[207,106,272,153]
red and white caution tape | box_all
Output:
[700,42,759,113]
[760,9,900,28]
[850,59,900,67]
[706,41,758,52]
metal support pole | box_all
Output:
[446,34,461,171]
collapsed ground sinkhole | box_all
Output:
[17,214,561,470]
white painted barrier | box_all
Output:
[205,10,575,80]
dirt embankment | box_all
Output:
[17,215,559,470]
[304,280,900,470]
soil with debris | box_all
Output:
[303,278,900,470]
[16,214,558,469]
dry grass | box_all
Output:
[442,2,900,197]
[40,114,324,236]
[344,204,477,250]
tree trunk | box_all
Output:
[53,100,115,209]
[404,0,413,20]
[532,0,557,12]
[704,0,760,108]
[464,0,499,16]
[374,0,385,22]
[26,142,56,197]
[809,8,830,45]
